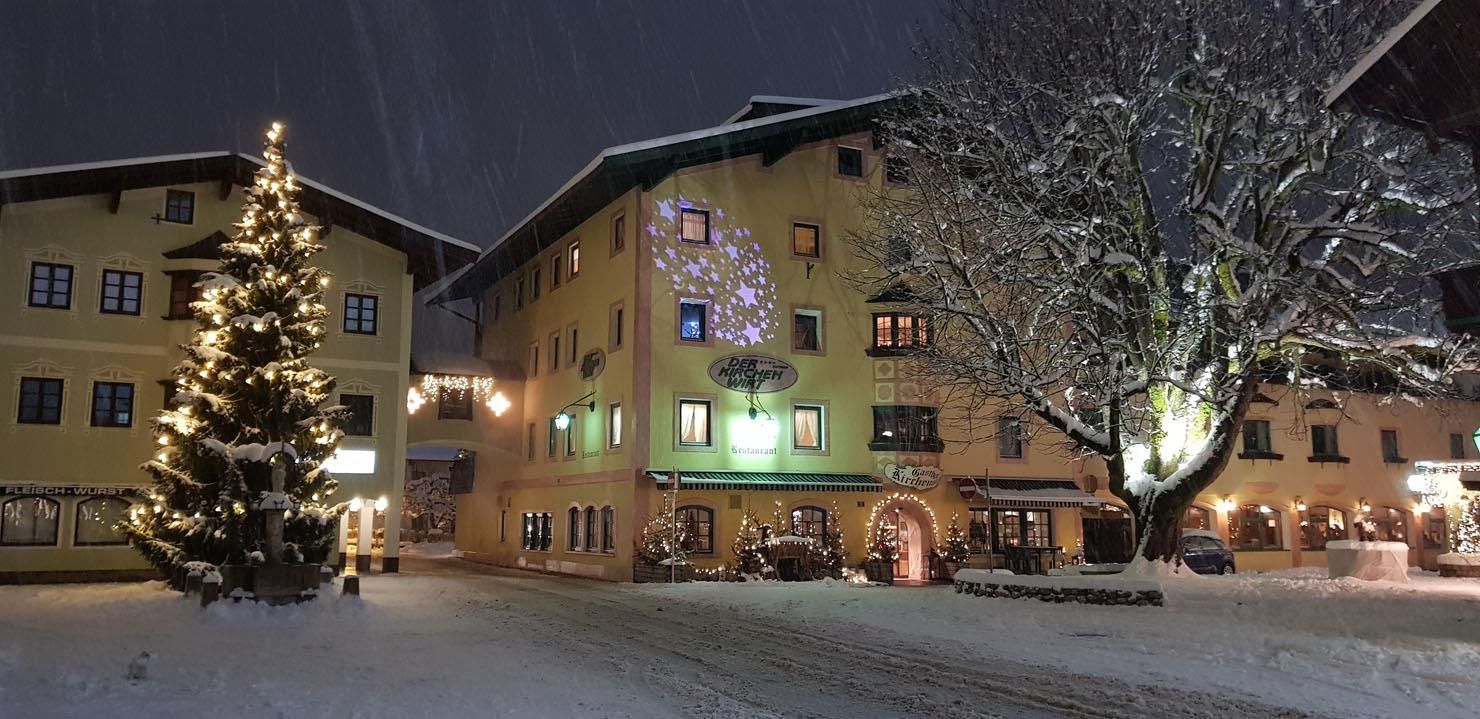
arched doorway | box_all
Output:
[869,495,937,581]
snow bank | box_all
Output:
[1437,553,1480,567]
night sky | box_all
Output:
[0,1,939,249]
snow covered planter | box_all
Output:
[1326,540,1408,583]
[633,562,690,583]
[217,563,324,604]
[953,569,1164,607]
[1437,553,1480,578]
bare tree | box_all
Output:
[854,0,1478,568]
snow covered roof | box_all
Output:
[0,152,479,290]
[952,477,1099,507]
[435,90,912,303]
[722,95,842,124]
[411,352,524,381]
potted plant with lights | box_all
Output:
[864,522,899,584]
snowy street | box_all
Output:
[4,554,1477,719]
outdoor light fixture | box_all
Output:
[1216,497,1236,513]
[552,391,596,431]
[348,497,363,513]
[1258,505,1273,514]
[486,391,511,416]
[1359,497,1371,513]
[1294,496,1307,512]
[1415,502,1431,514]
[374,496,388,513]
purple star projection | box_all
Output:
[650,197,777,346]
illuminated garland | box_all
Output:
[866,492,940,548]
[407,374,509,416]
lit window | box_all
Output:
[676,506,713,553]
[792,223,820,258]
[793,310,821,352]
[100,270,143,316]
[28,262,73,309]
[792,506,826,541]
[91,381,134,428]
[1229,504,1281,549]
[679,300,707,342]
[679,399,711,446]
[609,402,623,448]
[164,189,195,223]
[569,241,581,276]
[17,377,63,425]
[74,497,130,546]
[521,512,553,551]
[680,208,710,245]
[837,146,863,177]
[871,313,930,350]
[1182,506,1210,531]
[1358,507,1407,543]
[1301,506,1347,549]
[1,497,60,546]
[343,294,378,335]
[793,405,823,450]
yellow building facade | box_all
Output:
[0,152,476,582]
[440,95,1480,581]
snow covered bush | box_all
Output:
[853,0,1478,565]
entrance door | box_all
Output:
[894,514,912,578]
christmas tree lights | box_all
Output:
[943,514,971,564]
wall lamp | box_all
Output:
[553,391,597,431]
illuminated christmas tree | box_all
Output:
[869,521,900,564]
[809,501,847,577]
[731,510,768,577]
[638,493,688,565]
[125,122,343,580]
[1456,497,1480,554]
[942,514,971,564]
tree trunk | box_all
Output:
[1133,496,1188,564]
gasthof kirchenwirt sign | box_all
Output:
[708,354,798,393]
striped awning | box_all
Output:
[953,477,1099,508]
[648,470,881,492]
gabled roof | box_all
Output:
[723,95,842,124]
[434,90,911,303]
[0,152,479,290]
[1325,0,1480,142]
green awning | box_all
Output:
[647,470,881,492]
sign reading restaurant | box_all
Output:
[1,484,144,497]
[708,354,798,394]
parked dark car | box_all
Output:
[1181,530,1236,575]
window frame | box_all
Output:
[601,506,615,552]
[791,222,822,259]
[1300,505,1348,550]
[1379,428,1405,463]
[611,212,626,254]
[90,381,135,428]
[550,254,562,289]
[608,401,623,448]
[515,277,526,309]
[1309,424,1345,462]
[17,377,64,425]
[1450,433,1467,460]
[791,506,827,542]
[568,241,581,278]
[163,189,195,224]
[28,262,74,310]
[869,405,943,453]
[1229,503,1283,550]
[342,293,380,335]
[676,505,715,554]
[73,496,131,546]
[567,506,581,550]
[677,397,714,449]
[1240,419,1280,459]
[609,301,625,351]
[520,511,553,552]
[791,307,824,355]
[678,298,710,344]
[869,312,931,354]
[1,496,61,546]
[583,506,597,551]
[990,509,1053,549]
[791,403,825,452]
[549,332,561,373]
[99,269,144,316]
[340,393,376,437]
[996,416,1024,459]
[679,207,711,245]
[531,266,542,301]
[166,271,203,319]
[836,145,865,178]
[437,387,473,421]
[1182,505,1212,531]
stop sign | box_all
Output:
[958,477,978,501]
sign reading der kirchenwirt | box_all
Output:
[708,354,798,393]
[1,485,144,497]
[884,464,942,490]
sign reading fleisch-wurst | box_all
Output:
[708,354,798,394]
[0,485,144,497]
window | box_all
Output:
[526,422,536,461]
[1311,425,1341,458]
[551,254,562,288]
[568,326,579,366]
[521,512,553,551]
[612,213,626,253]
[99,270,143,316]
[601,506,615,552]
[547,417,558,458]
[992,509,1052,548]
[680,208,710,245]
[341,394,375,436]
[74,497,130,546]
[437,387,472,421]
[676,505,714,553]
[678,399,711,447]
[1242,420,1275,456]
[1380,430,1404,463]
[1183,506,1211,531]
[967,509,991,552]
[1,497,60,546]
[531,267,542,300]
[567,507,581,549]
[1301,506,1347,550]
[792,506,826,542]
[343,294,378,335]
[163,189,195,223]
[792,222,820,258]
[871,313,930,350]
[28,262,73,309]
[1358,507,1407,542]
[792,310,821,353]
[491,292,502,322]
[569,241,581,277]
[679,300,708,342]
[516,277,525,309]
[837,146,863,177]
[793,404,823,451]
[584,507,597,551]
[529,342,539,378]
[610,304,625,349]
[870,405,941,452]
[1423,508,1445,549]
[18,377,63,425]
[885,156,911,184]
[563,416,575,457]
[997,416,1023,459]
[608,402,623,448]
[167,272,203,319]
[90,381,134,428]
[550,333,560,372]
[1229,504,1281,550]
[1451,433,1467,460]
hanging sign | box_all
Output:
[957,477,979,501]
[884,463,941,491]
[708,354,798,393]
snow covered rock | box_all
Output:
[1326,540,1408,583]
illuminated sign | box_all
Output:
[708,354,798,394]
[884,463,942,490]
[324,449,377,475]
[730,416,779,455]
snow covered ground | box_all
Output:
[0,560,1475,718]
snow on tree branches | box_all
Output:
[125,122,345,578]
[854,0,1478,566]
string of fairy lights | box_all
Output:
[406,374,510,416]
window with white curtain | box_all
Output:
[793,404,823,450]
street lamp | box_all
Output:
[553,391,596,430]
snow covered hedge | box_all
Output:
[953,569,1165,607]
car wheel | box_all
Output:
[1220,562,1234,575]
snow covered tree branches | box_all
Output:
[125,123,345,577]
[854,0,1479,564]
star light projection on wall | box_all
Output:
[650,197,777,347]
